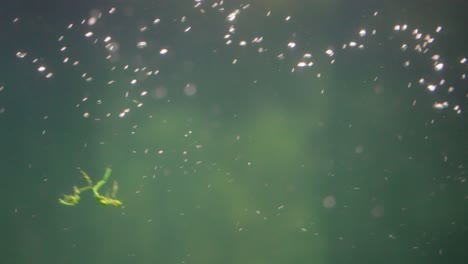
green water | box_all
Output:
[1,1,467,263]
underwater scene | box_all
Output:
[1,0,467,263]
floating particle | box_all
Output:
[16,51,27,58]
[136,41,148,49]
[433,101,449,109]
[184,83,197,96]
[322,195,336,208]
[227,10,240,22]
[297,62,307,67]
[426,84,437,92]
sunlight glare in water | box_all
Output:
[12,2,467,120]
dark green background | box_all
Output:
[1,0,467,263]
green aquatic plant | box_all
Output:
[59,168,123,207]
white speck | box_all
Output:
[325,49,334,56]
[227,10,240,22]
[16,51,27,58]
[359,29,366,37]
[433,101,449,109]
[84,32,93,38]
[426,84,437,92]
[136,41,147,49]
[252,36,263,43]
[287,42,296,48]
[88,17,97,26]
[37,66,46,72]
[160,48,168,55]
[119,108,130,118]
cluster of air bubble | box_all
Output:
[12,0,467,120]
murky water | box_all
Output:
[2,1,467,263]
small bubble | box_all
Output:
[322,195,336,208]
[184,83,197,96]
